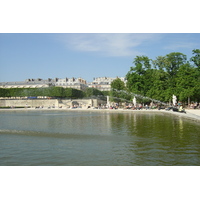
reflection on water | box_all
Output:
[178,118,184,138]
[0,110,200,166]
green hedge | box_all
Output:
[0,87,85,98]
[83,88,103,97]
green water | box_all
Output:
[0,110,200,165]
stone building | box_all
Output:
[54,77,87,90]
[0,76,126,91]
[0,78,54,88]
[0,77,87,90]
[88,77,127,91]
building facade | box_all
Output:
[54,77,87,90]
[88,77,127,91]
[0,78,54,89]
[0,76,126,91]
[0,77,87,90]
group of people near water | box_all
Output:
[7,100,199,111]
[189,102,200,109]
[93,103,161,110]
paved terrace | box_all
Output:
[184,109,200,121]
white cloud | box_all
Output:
[58,33,160,57]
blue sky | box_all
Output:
[0,33,199,82]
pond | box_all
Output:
[0,110,200,165]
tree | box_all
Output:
[83,88,103,97]
[176,63,200,104]
[190,49,200,70]
[109,89,132,103]
[126,72,143,95]
[63,88,84,98]
[111,78,125,91]
[165,52,187,77]
[126,56,152,96]
[131,55,151,75]
[146,69,168,101]
[0,88,10,97]
[163,52,187,96]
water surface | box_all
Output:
[0,110,200,165]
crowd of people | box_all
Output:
[6,101,199,111]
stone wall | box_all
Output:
[60,99,106,108]
[0,98,107,108]
[0,99,59,108]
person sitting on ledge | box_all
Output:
[179,106,183,112]
[179,105,186,113]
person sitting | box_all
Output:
[179,106,186,113]
[179,106,183,112]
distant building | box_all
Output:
[88,77,127,91]
[0,78,54,88]
[54,77,87,90]
[0,76,126,91]
[0,77,87,90]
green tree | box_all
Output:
[132,56,151,75]
[111,78,125,91]
[146,69,168,101]
[0,88,10,97]
[63,88,84,99]
[83,88,103,97]
[152,56,169,70]
[153,52,188,98]
[109,89,132,103]
[165,52,187,77]
[110,78,130,103]
[126,56,152,96]
[126,72,143,95]
[71,88,85,98]
[176,63,200,104]
[190,49,200,70]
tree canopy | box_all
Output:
[83,87,103,97]
[111,78,125,91]
[190,49,200,70]
[126,49,200,104]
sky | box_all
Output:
[0,33,199,83]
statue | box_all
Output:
[172,95,177,106]
[133,96,136,107]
